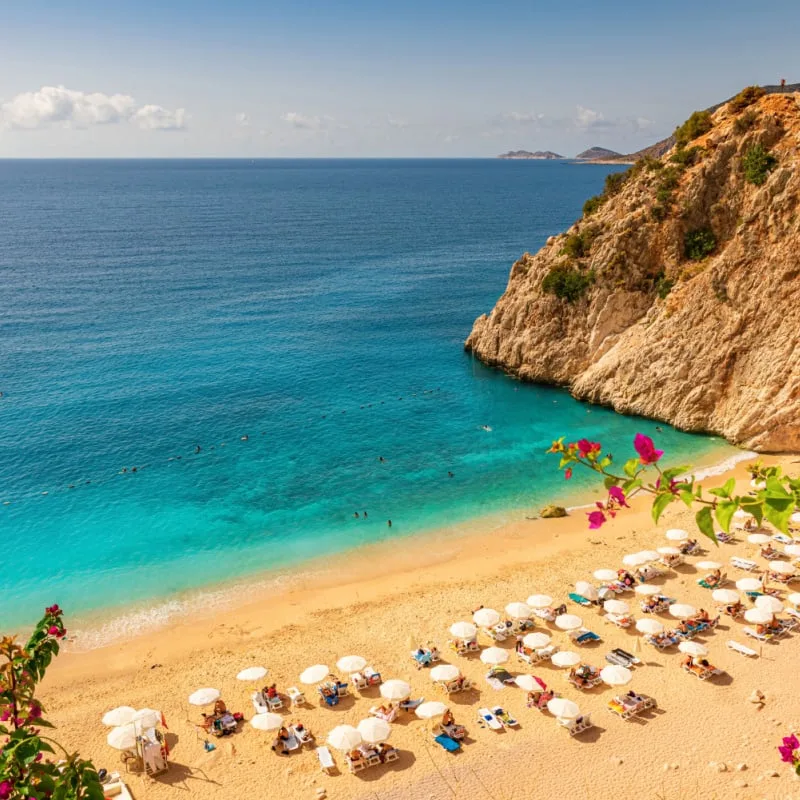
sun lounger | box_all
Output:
[287,686,305,706]
[608,691,655,719]
[486,668,516,685]
[533,608,557,622]
[290,725,314,745]
[477,707,503,730]
[492,706,519,727]
[605,613,633,628]
[636,565,665,581]
[399,697,424,711]
[743,626,774,643]
[268,694,284,710]
[640,598,671,614]
[449,639,479,656]
[646,633,679,649]
[731,557,759,571]
[568,673,602,691]
[727,640,758,657]
[569,592,594,607]
[433,733,461,752]
[364,667,382,686]
[368,705,399,722]
[483,625,509,642]
[252,692,268,714]
[605,648,640,668]
[569,627,602,645]
[318,687,340,706]
[441,722,467,740]
[101,779,134,800]
[683,663,722,681]
[698,574,728,589]
[716,531,737,544]
[345,754,366,773]
[558,713,593,736]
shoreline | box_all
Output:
[57,441,747,652]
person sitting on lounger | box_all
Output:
[761,544,780,559]
[348,749,364,765]
[681,654,693,669]
[442,709,455,727]
[696,608,710,623]
[271,736,288,756]
[570,667,589,688]
[618,569,635,587]
[702,569,722,588]
[538,689,554,709]
[767,616,782,633]
[213,700,227,717]
[377,743,394,761]
[725,601,744,617]
[680,539,698,554]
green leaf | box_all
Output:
[695,506,716,541]
[714,500,737,533]
[603,476,619,489]
[722,477,735,497]
[651,492,674,523]
[622,478,642,495]
[763,495,793,533]
[661,465,692,482]
[679,490,695,509]
[623,458,640,478]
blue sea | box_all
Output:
[0,159,734,635]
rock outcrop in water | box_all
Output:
[466,90,800,452]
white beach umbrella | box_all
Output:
[575,581,598,601]
[357,718,391,744]
[473,608,501,628]
[635,618,664,635]
[639,550,661,562]
[736,578,763,592]
[480,647,509,666]
[251,713,283,732]
[623,552,649,567]
[430,664,460,682]
[666,528,689,541]
[744,608,773,624]
[415,701,448,720]
[791,512,800,524]
[327,725,363,752]
[130,709,161,730]
[603,599,629,615]
[712,589,740,604]
[107,725,138,750]
[788,592,800,607]
[748,533,771,545]
[770,561,796,575]
[526,594,553,609]
[515,674,540,691]
[678,641,708,657]
[594,569,618,582]
[336,655,367,674]
[755,595,785,614]
[669,604,697,620]
[555,613,583,631]
[449,621,477,639]
[522,632,551,649]
[547,698,580,720]
[505,602,532,620]
[696,561,722,571]
[551,650,581,668]
[102,706,136,727]
[657,546,682,556]
[784,545,800,557]
[300,664,330,685]
[635,584,661,596]
[380,680,412,701]
[600,665,632,686]
[188,688,220,707]
[236,666,268,682]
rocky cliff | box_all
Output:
[466,90,800,452]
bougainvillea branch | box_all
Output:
[548,434,800,540]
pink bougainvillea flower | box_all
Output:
[45,604,61,615]
[783,734,800,750]
[779,744,796,763]
[48,625,59,635]
[608,486,628,507]
[564,468,573,480]
[0,781,13,800]
[28,703,42,720]
[576,439,602,459]
[633,433,663,464]
[587,510,606,529]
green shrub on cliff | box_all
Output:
[684,227,716,261]
[742,143,777,186]
[560,229,596,259]
[734,109,759,134]
[582,194,604,217]
[670,146,702,167]
[603,170,629,196]
[542,265,594,303]
[728,85,765,113]
[674,110,713,147]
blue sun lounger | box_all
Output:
[569,593,593,607]
[434,734,461,752]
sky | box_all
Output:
[0,0,797,157]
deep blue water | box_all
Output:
[0,159,731,630]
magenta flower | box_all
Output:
[28,703,42,720]
[48,625,59,635]
[587,510,606,529]
[783,734,800,750]
[45,604,61,615]
[608,486,628,507]
[0,781,13,800]
[577,439,601,459]
[779,744,796,763]
[564,468,573,480]
[633,433,663,465]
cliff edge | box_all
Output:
[466,90,800,452]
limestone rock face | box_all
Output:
[466,93,800,452]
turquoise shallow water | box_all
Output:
[0,159,734,631]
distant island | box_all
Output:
[574,146,622,160]
[497,150,564,160]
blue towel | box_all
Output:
[434,734,460,752]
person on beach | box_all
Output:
[271,736,288,756]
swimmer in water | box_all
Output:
[195,446,202,454]
[387,519,392,528]
[354,512,360,519]
[655,425,663,432]
[241,435,249,441]
[378,456,385,463]
[448,471,454,478]
[363,511,368,518]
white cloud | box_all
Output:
[0,85,186,132]
[386,116,408,129]
[635,116,654,131]
[235,112,251,127]
[281,111,323,130]
[131,105,187,131]
[575,105,608,129]
[443,134,460,143]
[502,111,546,124]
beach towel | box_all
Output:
[485,677,505,691]
[434,734,460,752]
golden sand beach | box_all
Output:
[37,454,800,800]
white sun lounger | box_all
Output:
[317,746,335,774]
[743,626,774,642]
[727,640,758,657]
[477,707,503,730]
[287,686,305,706]
[558,713,593,736]
[731,556,758,571]
[102,778,134,800]
[251,692,268,714]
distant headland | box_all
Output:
[497,150,564,160]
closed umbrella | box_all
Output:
[107,725,138,750]
[415,701,448,720]
[327,725,363,751]
[526,594,553,609]
[336,655,367,674]
[430,664,460,682]
[635,618,664,634]
[600,665,632,686]
[669,604,696,619]
[678,641,708,657]
[666,529,689,541]
[480,647,509,666]
[744,608,772,624]
[449,621,477,639]
[736,578,762,592]
[102,706,136,727]
[547,698,580,719]
[575,581,598,601]
[747,533,771,545]
[300,665,330,685]
[696,561,722,571]
[473,608,501,628]
[555,614,582,631]
[594,569,618,583]
[634,584,660,596]
[522,632,551,649]
[603,599,629,615]
[357,718,391,744]
[551,651,580,668]
[251,713,283,731]
[380,680,411,701]
[755,595,784,613]
[188,688,220,707]
[236,666,268,682]
[505,602,532,620]
[770,561,795,575]
[712,589,740,604]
